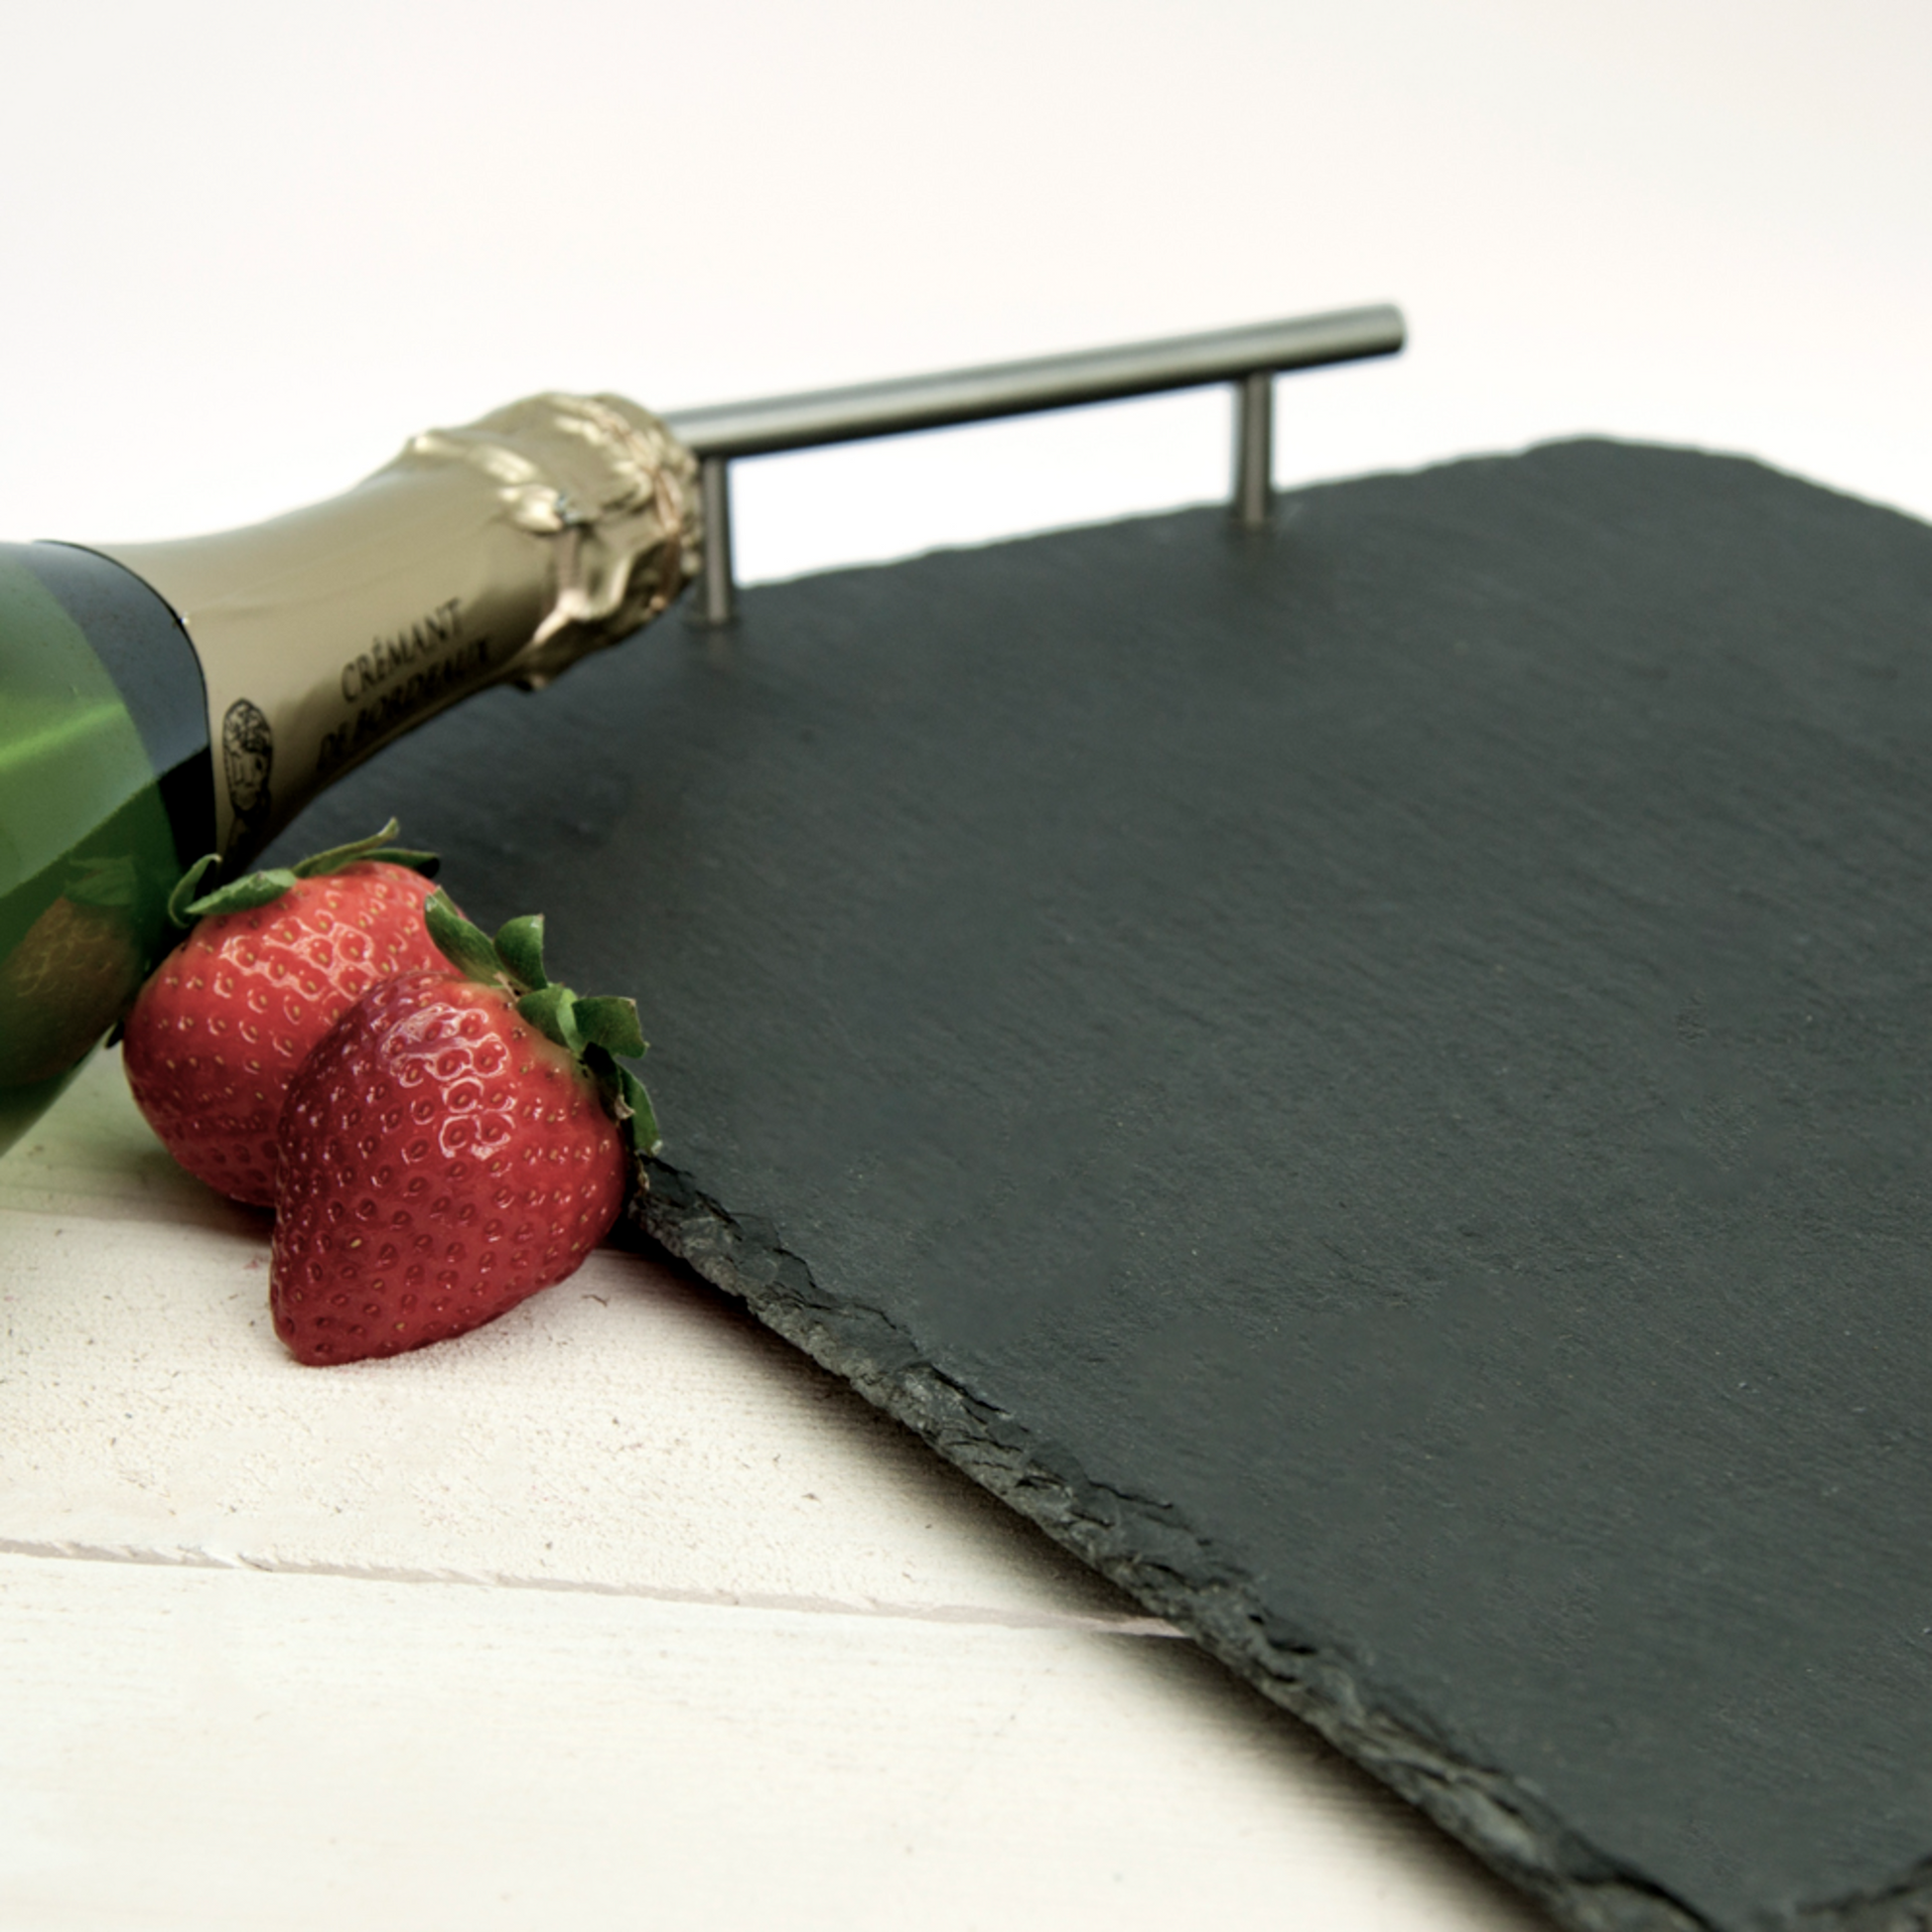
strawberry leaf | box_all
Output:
[494,915,549,992]
[358,846,440,875]
[186,869,301,919]
[573,995,647,1059]
[425,890,503,985]
[516,983,584,1053]
[615,1064,662,1156]
[166,855,221,928]
[584,1043,661,1157]
[291,819,440,881]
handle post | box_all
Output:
[699,457,736,626]
[1232,371,1275,528]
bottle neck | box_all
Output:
[95,392,699,865]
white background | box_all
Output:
[2,0,1927,582]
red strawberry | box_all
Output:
[269,892,659,1365]
[123,822,449,1206]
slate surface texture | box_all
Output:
[267,441,1932,1932]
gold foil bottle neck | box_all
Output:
[99,393,701,861]
[396,392,701,689]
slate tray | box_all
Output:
[266,440,1932,1932]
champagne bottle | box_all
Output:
[0,392,699,1154]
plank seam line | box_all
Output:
[0,1537,1185,1637]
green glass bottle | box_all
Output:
[0,393,699,1157]
[0,543,210,1147]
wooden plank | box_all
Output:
[0,1552,1542,1932]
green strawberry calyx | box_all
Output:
[166,820,440,928]
[423,888,662,1159]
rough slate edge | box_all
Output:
[620,1174,1701,1932]
[622,1179,1930,1932]
[581,446,1932,1932]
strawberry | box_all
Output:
[269,892,659,1365]
[122,822,449,1207]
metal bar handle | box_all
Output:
[662,303,1405,624]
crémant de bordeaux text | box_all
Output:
[320,598,490,774]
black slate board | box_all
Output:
[266,441,1932,1932]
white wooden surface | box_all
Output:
[1,1052,1546,1931]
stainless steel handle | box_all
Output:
[662,303,1405,624]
